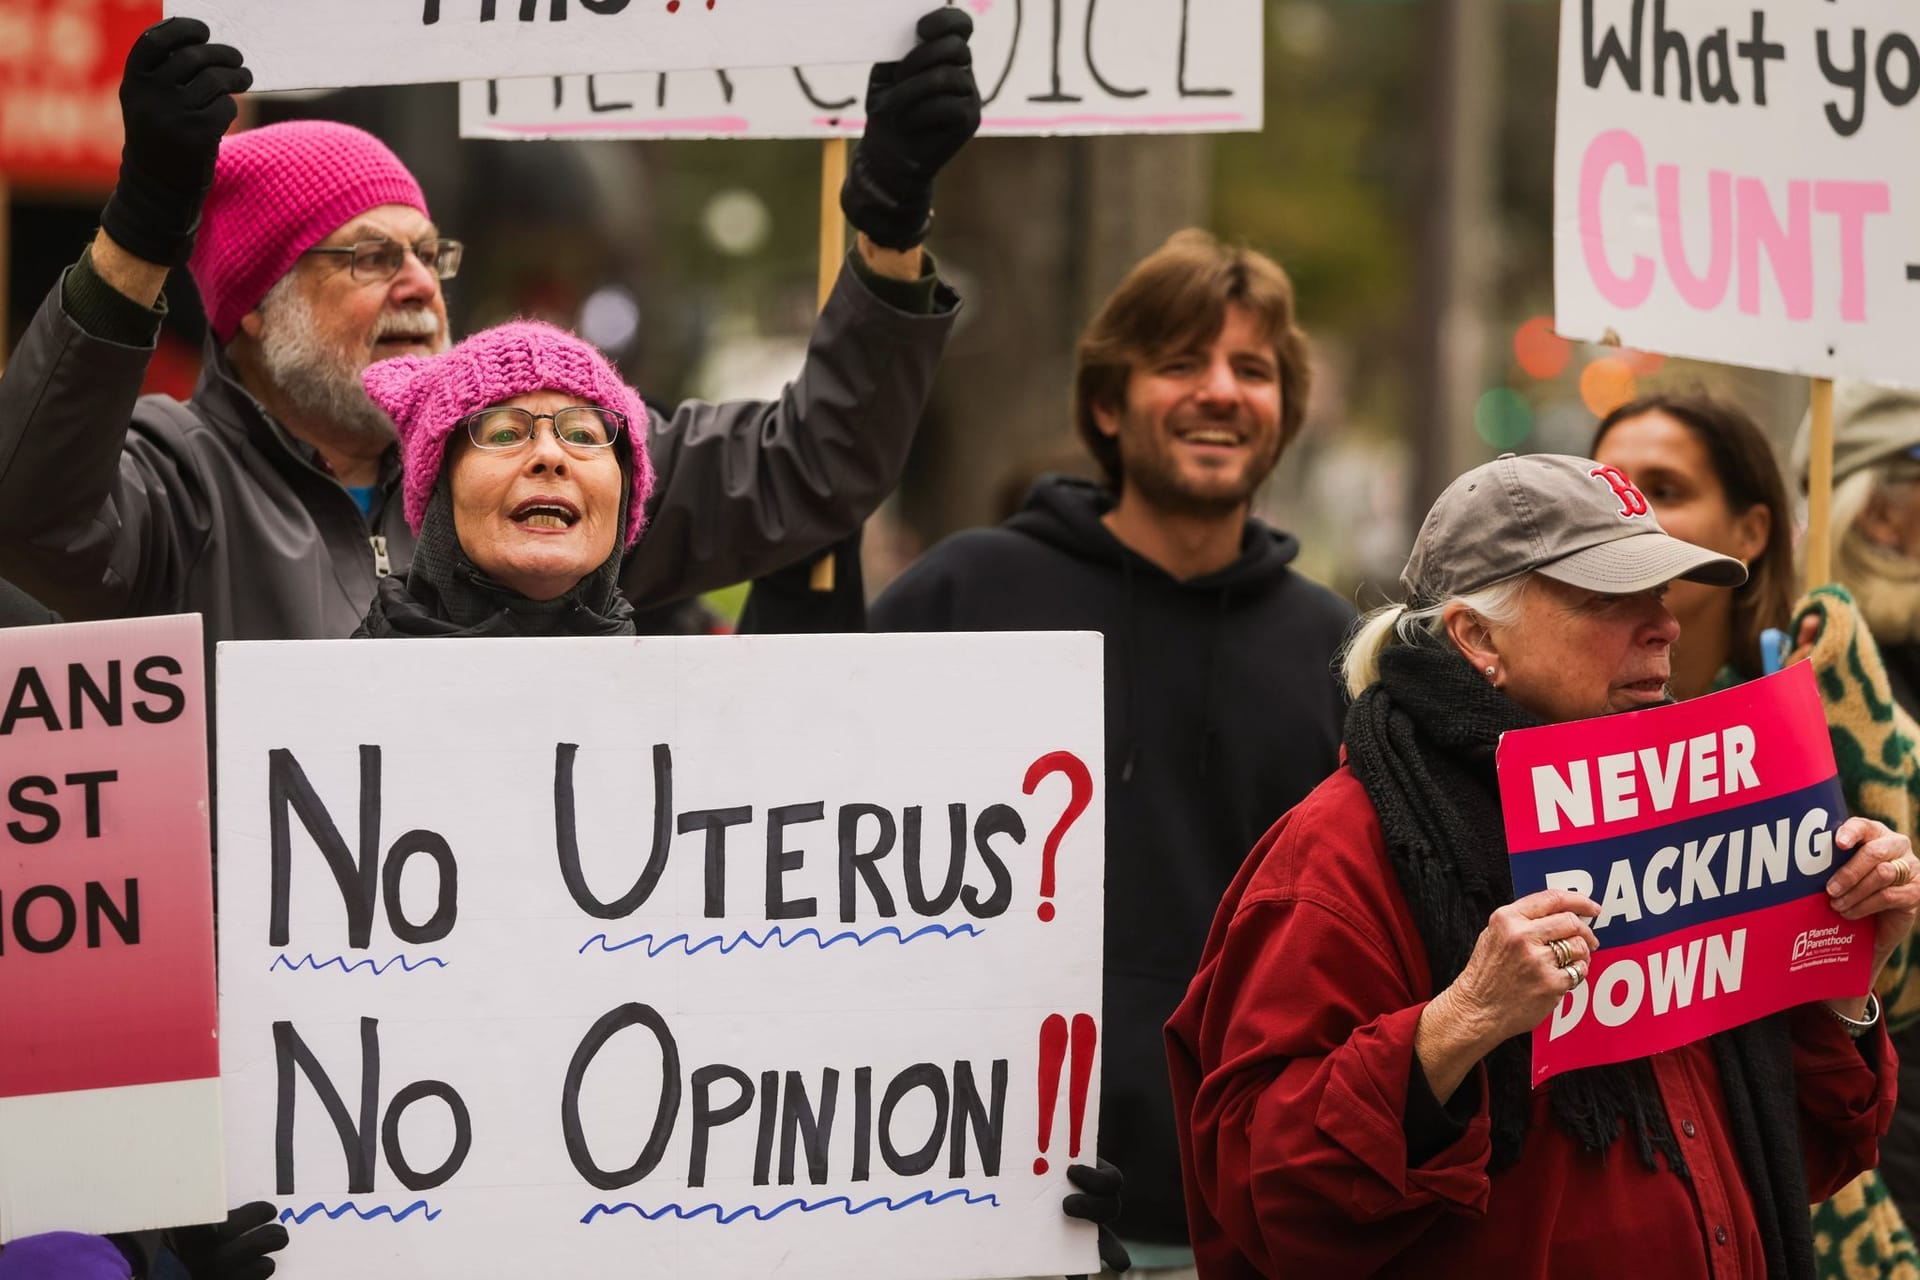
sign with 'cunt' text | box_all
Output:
[1499,662,1868,1085]
[215,632,1104,1280]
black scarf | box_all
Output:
[1345,637,1814,1278]
[356,486,637,639]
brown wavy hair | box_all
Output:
[1591,393,1796,681]
[1072,230,1311,491]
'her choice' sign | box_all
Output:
[162,0,925,93]
[460,0,1263,140]
[216,633,1104,1280]
[1,615,223,1240]
[1499,664,1868,1085]
[1555,0,1920,386]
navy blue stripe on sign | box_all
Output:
[1509,776,1849,950]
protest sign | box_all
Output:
[459,0,1263,140]
[1554,0,1920,387]
[216,632,1104,1280]
[0,614,223,1240]
[1499,662,1868,1085]
[162,0,926,93]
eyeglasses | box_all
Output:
[303,237,464,283]
[461,406,625,452]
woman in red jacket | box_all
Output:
[1167,452,1917,1279]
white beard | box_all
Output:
[254,280,444,445]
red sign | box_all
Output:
[0,0,160,190]
[1498,664,1871,1085]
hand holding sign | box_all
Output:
[1418,888,1601,1101]
[1825,818,1920,984]
[103,19,251,269]
[842,7,982,250]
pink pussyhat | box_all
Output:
[362,321,656,549]
[190,121,429,342]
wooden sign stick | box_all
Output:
[811,137,850,594]
[1804,377,1836,592]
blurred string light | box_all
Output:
[1474,387,1533,449]
[1579,356,1638,417]
[702,189,773,257]
[579,286,642,353]
[1512,315,1570,380]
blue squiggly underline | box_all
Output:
[578,922,983,958]
[580,1187,1000,1224]
[270,953,448,975]
[280,1201,440,1224]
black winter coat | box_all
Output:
[871,476,1356,1245]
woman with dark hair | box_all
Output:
[1595,393,1920,1275]
[1591,393,1795,693]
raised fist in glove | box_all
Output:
[163,1202,289,1280]
[1062,1159,1132,1276]
[841,6,982,250]
[101,18,252,269]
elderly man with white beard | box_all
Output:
[0,13,978,644]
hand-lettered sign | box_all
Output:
[1500,663,1869,1085]
[216,632,1104,1280]
[1555,0,1920,387]
[161,0,926,93]
[0,615,224,1241]
[459,0,1263,140]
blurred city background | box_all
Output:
[2,0,1816,612]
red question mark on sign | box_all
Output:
[1022,751,1092,923]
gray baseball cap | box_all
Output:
[1400,453,1748,602]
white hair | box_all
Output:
[1339,575,1534,698]
[252,273,400,445]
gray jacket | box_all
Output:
[0,260,956,643]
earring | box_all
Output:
[1484,666,1497,681]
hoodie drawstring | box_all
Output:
[1119,555,1140,784]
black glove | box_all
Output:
[841,6,982,250]
[164,1202,289,1280]
[1063,1159,1132,1276]
[100,17,252,268]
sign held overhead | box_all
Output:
[162,0,926,92]
[460,0,1263,140]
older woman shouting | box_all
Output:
[1168,454,1917,1279]
[354,321,655,637]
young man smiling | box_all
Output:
[871,230,1355,1272]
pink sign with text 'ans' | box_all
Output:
[1498,663,1869,1086]
[0,614,224,1240]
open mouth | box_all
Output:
[1174,426,1245,448]
[510,497,581,531]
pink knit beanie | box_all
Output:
[362,321,655,549]
[190,121,429,342]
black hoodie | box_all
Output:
[871,476,1355,1245]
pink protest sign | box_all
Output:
[0,614,225,1239]
[1498,663,1869,1086]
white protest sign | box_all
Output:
[162,0,925,93]
[1555,0,1920,386]
[459,0,1262,140]
[1,614,224,1241]
[216,632,1104,1280]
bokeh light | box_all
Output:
[1579,357,1639,418]
[1620,348,1667,376]
[1474,388,1534,449]
[1513,316,1572,380]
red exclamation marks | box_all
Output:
[1033,1012,1098,1175]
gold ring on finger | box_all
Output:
[1568,961,1586,988]
[1548,938,1570,968]
[1895,859,1914,888]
